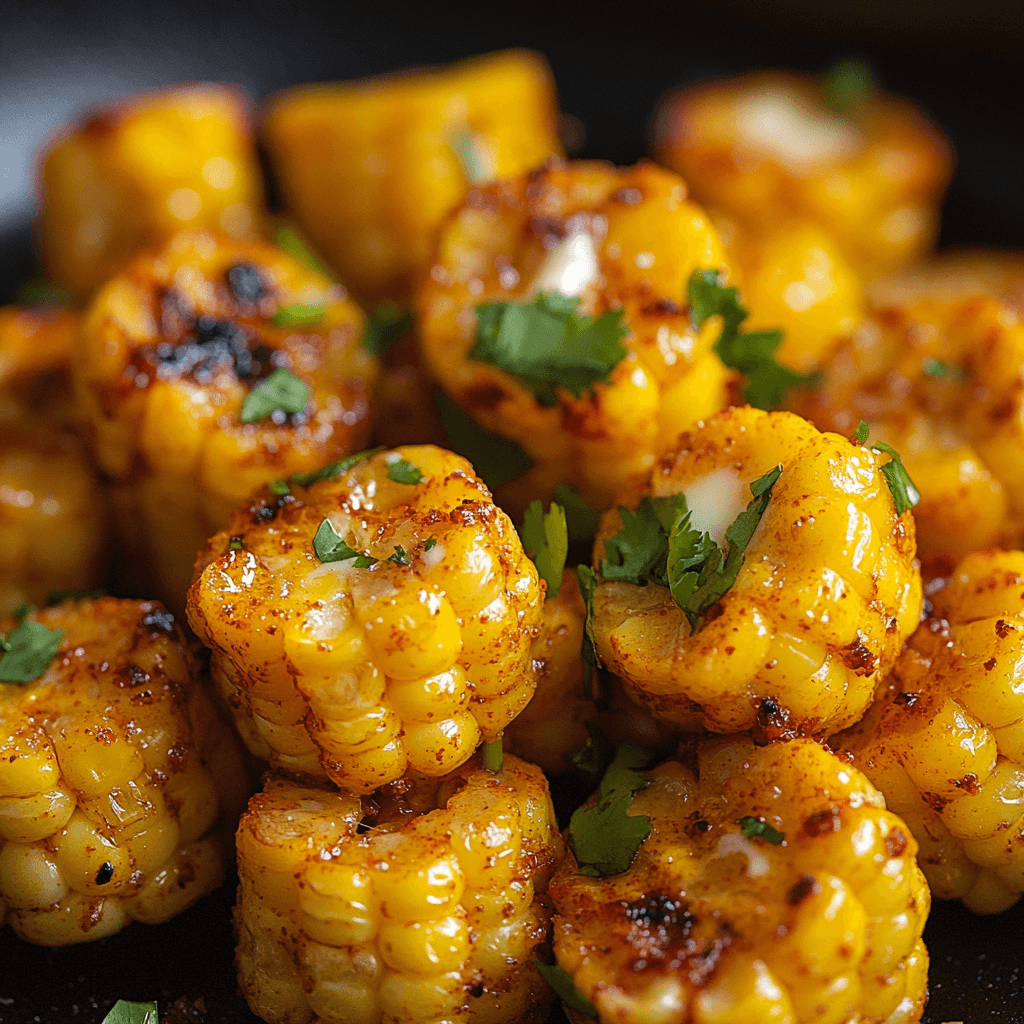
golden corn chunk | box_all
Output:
[263,50,560,304]
[74,230,377,614]
[417,159,736,509]
[235,753,563,1024]
[0,598,248,945]
[40,84,265,298]
[838,549,1024,914]
[0,305,79,393]
[653,71,952,278]
[188,445,543,794]
[591,407,922,735]
[794,294,1024,566]
[550,738,930,1024]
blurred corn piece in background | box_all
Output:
[73,229,376,614]
[417,159,736,511]
[0,598,248,946]
[653,69,953,278]
[263,50,561,304]
[838,549,1024,915]
[235,754,562,1024]
[0,305,79,396]
[550,737,929,1024]
[40,84,265,300]
[188,446,543,795]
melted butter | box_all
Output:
[681,467,750,549]
[529,231,600,298]
[712,832,771,878]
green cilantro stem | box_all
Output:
[272,303,326,328]
[482,735,504,772]
[521,500,568,599]
[290,448,381,488]
[451,130,490,185]
[738,815,785,844]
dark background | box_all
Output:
[1,1,1023,1021]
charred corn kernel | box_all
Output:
[74,229,376,615]
[264,50,560,304]
[838,549,1024,913]
[549,737,929,1024]
[417,159,736,509]
[188,445,543,794]
[40,84,264,298]
[591,407,922,736]
[0,598,247,945]
[235,753,562,1024]
[653,70,952,278]
[794,293,1024,566]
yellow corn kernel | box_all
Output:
[40,84,265,298]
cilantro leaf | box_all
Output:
[854,420,870,444]
[363,304,414,357]
[240,369,309,424]
[482,735,503,772]
[451,130,490,185]
[599,495,685,587]
[269,479,292,497]
[532,961,598,1020]
[823,58,877,117]
[388,545,409,566]
[275,225,335,280]
[738,815,785,845]
[437,391,532,490]
[423,537,438,551]
[687,269,815,409]
[387,458,424,485]
[0,615,64,684]
[665,506,719,614]
[470,293,628,406]
[271,303,326,328]
[554,484,601,543]
[568,723,614,777]
[521,500,569,599]
[290,448,380,488]
[101,1000,159,1024]
[872,442,920,517]
[569,741,654,876]
[313,519,378,569]
[921,357,965,381]
[576,565,600,700]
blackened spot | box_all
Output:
[95,861,114,886]
[468,983,485,999]
[803,806,842,837]
[694,819,711,833]
[788,874,820,906]
[996,619,1014,638]
[115,664,151,689]
[643,298,683,316]
[623,895,693,930]
[894,692,919,707]
[249,492,294,525]
[227,263,268,305]
[760,697,781,718]
[141,608,176,633]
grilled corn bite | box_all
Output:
[590,406,922,736]
[0,305,80,394]
[550,737,930,1024]
[40,84,265,299]
[263,49,561,304]
[794,294,1024,565]
[74,229,376,614]
[417,159,736,509]
[0,597,248,946]
[653,71,952,278]
[235,752,563,1024]
[188,445,544,794]
[838,549,1024,914]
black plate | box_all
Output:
[1,2,1022,1022]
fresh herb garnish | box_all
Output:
[599,495,684,587]
[290,448,380,488]
[388,545,410,566]
[568,741,654,876]
[482,735,503,772]
[738,815,785,845]
[101,1000,159,1024]
[921,357,965,381]
[451,130,489,185]
[568,723,614,777]
[271,303,326,328]
[576,565,599,699]
[851,423,920,517]
[532,961,598,1020]
[312,519,378,569]
[15,277,73,307]
[228,538,244,551]
[688,269,815,409]
[521,501,568,599]
[471,293,628,406]
[823,58,877,117]
[363,304,414,357]
[240,369,309,424]
[437,391,532,490]
[275,225,335,280]
[554,484,602,544]
[423,537,438,552]
[386,458,424,485]
[0,613,64,684]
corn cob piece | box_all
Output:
[263,49,561,304]
[653,70,952,278]
[0,305,79,393]
[0,597,248,945]
[550,737,930,1024]
[74,229,376,614]
[416,159,736,509]
[40,84,265,299]
[188,445,543,794]
[590,406,922,736]
[235,752,563,1024]
[838,549,1024,914]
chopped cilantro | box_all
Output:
[738,815,785,845]
[852,425,920,517]
[482,735,503,772]
[471,293,628,406]
[387,458,424,485]
[240,369,309,424]
[521,501,568,599]
[554,484,601,543]
[290,448,380,488]
[363,304,414,357]
[423,537,438,552]
[854,420,870,444]
[922,357,965,381]
[274,225,335,280]
[576,565,600,699]
[687,269,815,409]
[271,303,326,328]
[532,961,598,1020]
[437,391,532,490]
[823,58,877,117]
[388,545,410,566]
[269,479,292,496]
[599,495,684,587]
[228,538,244,551]
[451,130,489,185]
[568,741,654,876]
[0,614,64,684]
[313,519,378,569]
[101,1000,159,1024]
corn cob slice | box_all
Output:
[188,445,543,794]
[653,70,952,278]
[40,83,265,298]
[74,229,376,614]
[549,737,930,1024]
[0,597,248,945]
[590,406,922,735]
[235,752,563,1024]
[838,549,1024,914]
[416,159,736,509]
[263,49,561,304]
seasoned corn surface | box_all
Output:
[235,753,563,1024]
[550,738,929,1024]
[188,445,543,794]
[0,598,248,945]
[591,407,922,735]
